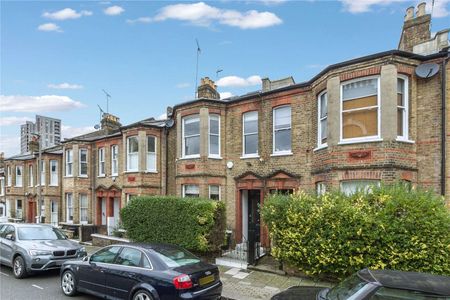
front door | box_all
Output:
[27,201,36,223]
[244,190,261,265]
[101,198,106,225]
[113,198,120,228]
[51,201,58,226]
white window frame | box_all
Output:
[98,148,105,177]
[340,180,381,196]
[15,166,23,187]
[272,105,292,155]
[28,165,33,187]
[242,111,259,158]
[208,114,221,158]
[65,149,73,177]
[396,75,409,141]
[316,182,326,196]
[111,145,119,176]
[182,184,200,198]
[79,194,88,225]
[317,91,328,148]
[0,178,4,196]
[66,193,73,223]
[7,166,11,187]
[209,185,221,200]
[182,115,201,159]
[79,148,88,177]
[16,199,23,219]
[40,160,45,186]
[340,76,381,144]
[146,136,157,172]
[50,160,58,186]
[126,136,139,172]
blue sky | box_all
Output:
[1,0,449,156]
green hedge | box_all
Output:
[262,184,450,280]
[121,196,226,253]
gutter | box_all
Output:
[441,49,449,196]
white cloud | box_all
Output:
[340,0,406,13]
[126,17,151,24]
[104,5,125,16]
[61,125,95,139]
[154,2,282,29]
[48,83,83,89]
[176,83,191,88]
[0,95,85,113]
[220,92,234,99]
[260,0,287,5]
[0,136,20,157]
[216,75,262,87]
[426,0,450,18]
[43,8,92,20]
[38,23,62,32]
[0,116,33,126]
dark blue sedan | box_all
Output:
[60,243,222,300]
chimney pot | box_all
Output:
[417,2,426,17]
[405,6,414,21]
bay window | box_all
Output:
[182,115,200,158]
[243,111,258,157]
[340,180,380,196]
[79,149,88,177]
[66,193,73,223]
[209,115,220,157]
[111,145,118,176]
[209,185,220,200]
[50,160,58,186]
[98,148,105,176]
[28,165,33,187]
[147,136,156,172]
[65,149,73,176]
[397,76,409,140]
[79,194,88,224]
[7,166,11,186]
[317,92,328,147]
[127,136,139,172]
[273,106,292,154]
[341,77,379,142]
[40,160,45,185]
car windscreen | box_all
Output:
[152,246,200,268]
[17,226,66,240]
[326,273,369,300]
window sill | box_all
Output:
[313,144,328,152]
[240,155,260,159]
[111,174,119,177]
[270,152,293,157]
[97,175,106,178]
[49,185,58,187]
[124,170,139,174]
[145,170,158,174]
[396,138,415,144]
[63,176,73,178]
[208,156,222,160]
[78,175,88,178]
[338,138,383,145]
[179,155,201,160]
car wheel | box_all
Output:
[61,270,77,296]
[13,256,28,279]
[133,290,154,300]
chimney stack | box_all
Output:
[101,113,122,133]
[398,2,431,52]
[197,77,220,100]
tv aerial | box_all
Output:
[415,63,440,79]
[102,89,111,114]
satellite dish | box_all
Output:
[415,63,440,78]
[165,119,175,128]
[94,124,100,130]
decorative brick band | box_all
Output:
[397,65,414,75]
[339,170,381,180]
[340,66,381,82]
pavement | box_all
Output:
[84,245,333,300]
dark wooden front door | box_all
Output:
[247,190,261,264]
[27,201,36,223]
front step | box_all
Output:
[215,257,248,269]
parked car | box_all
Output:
[60,243,222,300]
[271,268,450,300]
[0,223,87,278]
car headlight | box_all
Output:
[29,249,52,256]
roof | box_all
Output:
[173,49,449,111]
[359,269,450,296]
[5,145,63,160]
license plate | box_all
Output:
[199,274,214,286]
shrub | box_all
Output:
[121,196,226,253]
[262,184,450,280]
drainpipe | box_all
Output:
[164,126,169,195]
[441,50,449,196]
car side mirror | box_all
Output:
[5,234,15,241]
[83,256,89,262]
